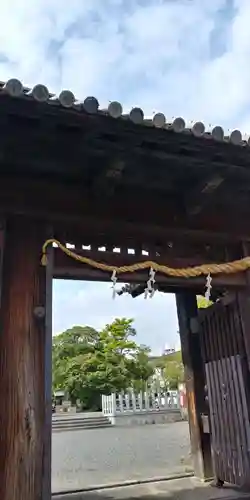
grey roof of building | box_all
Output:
[0,78,247,147]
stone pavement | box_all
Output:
[52,476,250,500]
[52,422,191,493]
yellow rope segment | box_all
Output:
[41,238,250,278]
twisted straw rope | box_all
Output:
[41,238,250,278]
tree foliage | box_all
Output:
[163,358,184,389]
[52,318,154,409]
[150,350,184,390]
[197,295,213,309]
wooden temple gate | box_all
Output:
[0,80,250,499]
[200,294,250,487]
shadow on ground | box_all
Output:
[52,477,250,500]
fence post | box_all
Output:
[118,393,123,413]
[111,393,116,416]
[170,393,174,408]
[144,388,149,411]
[176,392,181,409]
[164,391,169,410]
[131,390,137,412]
[139,391,143,411]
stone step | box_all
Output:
[52,421,111,428]
[52,415,112,431]
[52,422,112,432]
[52,417,110,425]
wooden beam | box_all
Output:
[51,218,248,246]
[1,97,250,173]
[54,265,243,288]
[0,217,52,500]
[117,283,225,302]
[54,246,228,269]
[52,246,247,289]
[2,94,250,185]
[176,292,213,480]
[185,174,224,216]
[53,258,247,290]
[0,176,250,244]
[91,158,126,197]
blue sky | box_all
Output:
[1,0,250,354]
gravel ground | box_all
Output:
[52,421,191,493]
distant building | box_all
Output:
[162,347,176,356]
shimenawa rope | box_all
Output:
[41,239,250,278]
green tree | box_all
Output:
[52,326,98,393]
[95,318,153,393]
[128,345,154,391]
[150,351,184,390]
[163,359,184,389]
[52,319,153,409]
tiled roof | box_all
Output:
[0,78,247,147]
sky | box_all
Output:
[1,0,250,354]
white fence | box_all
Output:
[102,389,182,426]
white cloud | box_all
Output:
[1,0,250,350]
[53,281,179,355]
[0,0,250,127]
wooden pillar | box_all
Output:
[176,291,213,481]
[0,217,53,500]
[239,242,250,371]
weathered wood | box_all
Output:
[53,248,247,288]
[55,232,231,265]
[176,292,213,480]
[1,88,250,497]
[237,243,250,375]
[1,95,250,179]
[42,236,53,500]
[185,174,224,216]
[0,218,52,500]
[199,296,250,487]
[117,282,224,303]
[54,245,229,269]
[55,265,247,291]
[1,175,250,241]
[0,221,5,305]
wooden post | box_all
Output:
[239,242,250,371]
[0,220,5,303]
[0,217,53,500]
[176,291,213,481]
